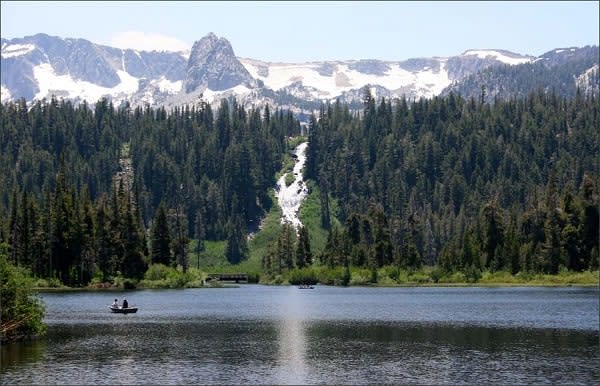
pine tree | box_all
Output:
[541,171,564,274]
[121,196,147,279]
[295,225,312,268]
[151,203,172,266]
[480,201,505,271]
[224,218,247,265]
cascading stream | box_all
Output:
[276,142,308,230]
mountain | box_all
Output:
[183,32,255,93]
[441,46,600,100]
[1,33,187,106]
[2,33,597,115]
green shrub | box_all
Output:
[272,274,285,285]
[370,267,378,283]
[287,268,318,285]
[138,278,170,289]
[33,277,65,288]
[448,271,467,283]
[464,265,482,283]
[408,272,431,283]
[315,266,345,285]
[480,270,518,284]
[1,253,46,342]
[430,266,444,283]
[144,264,172,281]
[112,275,138,289]
[349,268,372,285]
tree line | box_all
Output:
[0,88,598,286]
[0,97,299,285]
[304,88,598,276]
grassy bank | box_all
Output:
[298,180,341,255]
[33,266,598,291]
[260,265,599,287]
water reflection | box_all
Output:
[1,338,46,369]
[276,287,308,384]
[1,286,598,384]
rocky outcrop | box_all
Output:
[183,33,254,93]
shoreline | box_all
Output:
[33,281,598,292]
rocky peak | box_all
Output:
[184,33,254,93]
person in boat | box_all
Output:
[122,299,128,309]
[112,299,119,308]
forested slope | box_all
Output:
[0,88,597,286]
[0,97,299,284]
[305,89,598,275]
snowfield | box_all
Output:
[462,49,531,65]
[240,59,452,99]
[155,77,183,93]
[33,63,140,102]
[1,85,11,103]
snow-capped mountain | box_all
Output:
[1,33,187,105]
[441,45,599,100]
[2,33,596,114]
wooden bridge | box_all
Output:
[205,273,248,283]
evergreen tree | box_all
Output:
[151,203,172,266]
[295,225,312,268]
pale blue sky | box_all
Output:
[2,1,598,61]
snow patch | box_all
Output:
[240,59,453,100]
[1,85,11,103]
[202,84,252,102]
[33,63,140,103]
[179,50,191,60]
[276,142,308,230]
[1,43,35,58]
[154,77,182,93]
[555,49,565,53]
[121,51,126,71]
[463,50,530,65]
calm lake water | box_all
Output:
[1,285,599,384]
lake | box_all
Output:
[1,285,598,384]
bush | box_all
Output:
[369,267,378,283]
[144,264,172,281]
[112,275,138,289]
[430,266,444,283]
[446,271,467,283]
[312,266,346,285]
[1,253,46,343]
[33,277,65,288]
[480,270,518,284]
[464,265,482,283]
[408,272,431,283]
[272,274,285,285]
[349,268,372,285]
[139,264,206,289]
[287,268,318,285]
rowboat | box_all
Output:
[109,306,138,314]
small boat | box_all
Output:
[109,306,138,314]
[298,284,314,289]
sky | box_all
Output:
[1,1,598,62]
